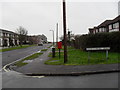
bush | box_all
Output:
[74,31,120,52]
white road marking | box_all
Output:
[3,51,38,72]
[2,50,46,78]
[24,76,45,78]
[3,62,45,78]
[2,45,52,77]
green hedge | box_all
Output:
[74,32,120,52]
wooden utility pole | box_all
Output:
[63,0,67,63]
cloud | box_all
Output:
[0,1,118,41]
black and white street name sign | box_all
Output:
[86,47,110,51]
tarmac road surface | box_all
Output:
[2,72,118,88]
[1,44,119,88]
[1,44,51,89]
[1,44,51,67]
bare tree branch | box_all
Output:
[16,26,28,46]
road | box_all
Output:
[1,44,51,67]
[2,71,118,88]
[0,44,119,88]
[0,44,51,89]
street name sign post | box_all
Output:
[86,47,110,64]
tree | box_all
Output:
[59,33,75,46]
[16,26,28,46]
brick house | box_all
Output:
[0,29,19,47]
[0,28,48,47]
[89,15,120,34]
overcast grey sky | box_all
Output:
[0,0,119,41]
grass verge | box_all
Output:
[45,47,120,65]
[41,49,48,51]
[0,45,36,52]
[14,52,43,67]
[47,45,52,48]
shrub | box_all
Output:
[73,31,120,52]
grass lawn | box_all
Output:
[0,45,36,52]
[14,52,43,67]
[41,49,48,51]
[45,47,120,65]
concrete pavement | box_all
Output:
[11,48,120,76]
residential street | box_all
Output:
[1,44,119,88]
[1,44,50,66]
[0,1,120,89]
[1,44,50,89]
[2,71,118,88]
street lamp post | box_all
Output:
[50,30,55,57]
[50,30,54,46]
[56,23,58,44]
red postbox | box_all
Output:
[57,42,62,49]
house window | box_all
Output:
[99,28,102,32]
[101,28,103,32]
[1,33,3,36]
[113,23,118,29]
[8,34,9,37]
[103,28,105,32]
[109,25,112,30]
[113,23,116,29]
[115,22,119,29]
[103,28,104,32]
